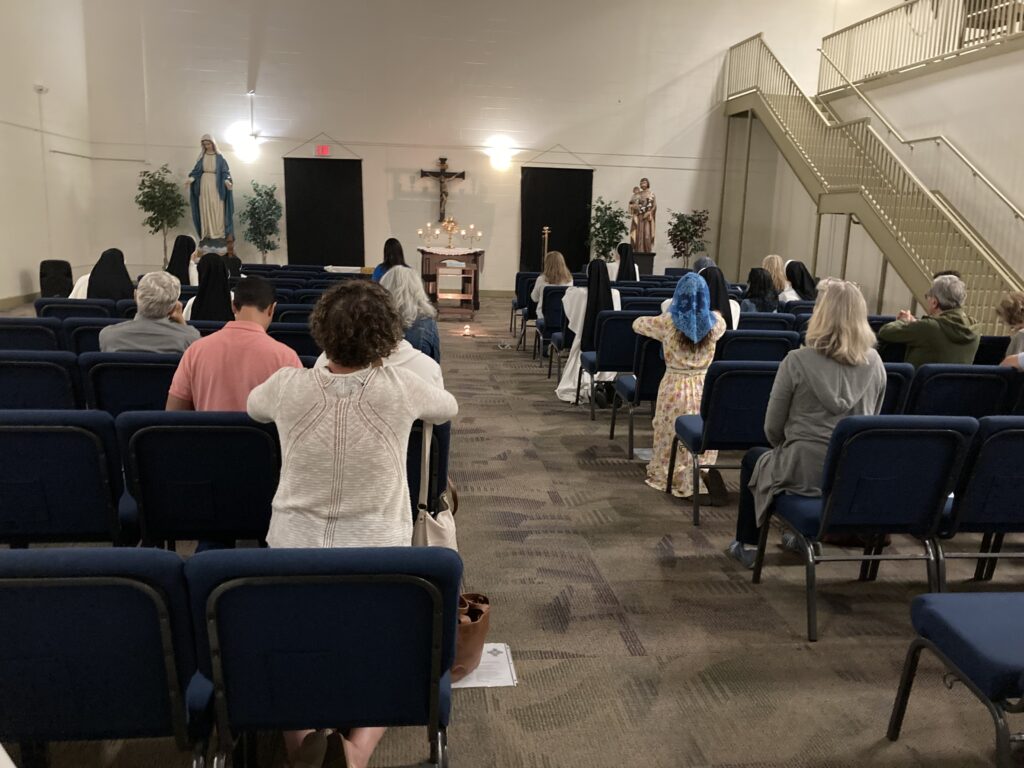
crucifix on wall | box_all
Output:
[420,157,465,222]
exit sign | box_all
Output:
[315,144,331,157]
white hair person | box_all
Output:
[379,266,436,330]
[136,271,182,320]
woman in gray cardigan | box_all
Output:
[726,279,886,568]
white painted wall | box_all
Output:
[2,0,896,300]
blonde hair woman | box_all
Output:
[762,254,800,304]
[531,251,574,322]
[996,291,1024,358]
[726,279,886,568]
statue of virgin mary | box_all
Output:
[186,134,234,253]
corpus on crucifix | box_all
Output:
[420,157,465,222]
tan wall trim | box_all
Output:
[0,292,39,310]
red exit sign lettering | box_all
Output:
[315,144,331,157]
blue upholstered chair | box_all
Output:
[517,277,539,352]
[117,411,280,547]
[273,288,294,304]
[185,547,463,767]
[620,297,665,313]
[79,352,180,415]
[0,317,62,351]
[0,548,208,766]
[0,410,135,547]
[273,302,313,324]
[267,322,321,357]
[510,271,539,335]
[868,314,896,333]
[936,416,1024,586]
[0,350,80,409]
[407,420,452,520]
[642,288,675,299]
[902,364,1016,417]
[664,268,692,277]
[293,288,325,304]
[752,415,978,641]
[61,317,124,354]
[713,330,800,362]
[116,299,138,318]
[887,593,1024,768]
[609,336,665,459]
[34,298,116,319]
[882,362,916,414]
[577,310,649,420]
[670,361,778,525]
[614,287,643,297]
[973,335,1011,366]
[187,320,226,337]
[737,312,796,331]
[549,307,574,381]
[535,285,569,368]
[782,299,816,315]
[268,278,306,291]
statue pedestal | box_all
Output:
[633,251,655,276]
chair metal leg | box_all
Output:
[556,350,563,379]
[19,741,49,768]
[609,393,619,439]
[666,437,678,494]
[752,513,773,584]
[691,455,701,526]
[803,538,819,642]
[547,344,554,378]
[973,532,994,581]
[983,533,1004,581]
[928,538,946,593]
[589,376,596,420]
[626,404,635,460]
[533,331,540,360]
[574,365,584,405]
[858,542,875,582]
[887,638,925,741]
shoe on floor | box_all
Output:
[725,540,757,569]
[700,469,729,507]
[781,531,803,555]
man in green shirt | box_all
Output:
[877,275,979,367]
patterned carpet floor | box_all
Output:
[5,297,1023,767]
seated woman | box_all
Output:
[698,266,739,329]
[184,253,234,321]
[997,291,1024,358]
[609,242,639,282]
[634,273,727,498]
[380,263,441,362]
[555,259,621,403]
[726,279,886,568]
[166,235,196,286]
[740,267,780,313]
[247,280,458,768]
[763,254,799,304]
[69,248,136,301]
[784,259,818,302]
[371,237,408,282]
[530,250,573,322]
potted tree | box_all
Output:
[666,208,711,268]
[238,181,283,264]
[587,197,628,263]
[134,164,187,267]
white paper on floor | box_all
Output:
[452,643,518,688]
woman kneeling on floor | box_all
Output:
[726,279,885,568]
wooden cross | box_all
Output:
[420,157,465,222]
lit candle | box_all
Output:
[417,228,423,236]
[434,229,440,236]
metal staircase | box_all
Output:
[725,34,1021,333]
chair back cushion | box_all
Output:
[699,361,778,448]
[714,330,799,362]
[950,416,1024,533]
[973,336,1011,366]
[79,352,180,415]
[0,318,62,351]
[737,313,796,332]
[62,317,124,355]
[903,364,1015,417]
[267,323,321,357]
[881,362,915,415]
[0,350,79,409]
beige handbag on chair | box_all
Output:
[411,423,458,550]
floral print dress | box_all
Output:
[632,311,725,496]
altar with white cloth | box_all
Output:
[417,246,485,315]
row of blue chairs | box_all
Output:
[0,410,450,547]
[0,545,459,767]
[35,289,332,320]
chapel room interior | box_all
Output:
[2,0,1024,766]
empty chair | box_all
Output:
[188,320,227,337]
[267,323,321,357]
[578,310,651,420]
[274,288,295,304]
[293,288,326,305]
[61,317,124,354]
[902,364,1015,417]
[614,287,643,297]
[643,288,675,298]
[0,548,206,765]
[0,317,61,351]
[510,271,539,334]
[783,299,816,315]
[268,278,306,290]
[116,299,138,318]
[973,335,1011,366]
[752,415,978,641]
[713,330,800,362]
[185,547,463,767]
[737,312,796,332]
[38,259,73,297]
[620,297,665,313]
[664,267,692,277]
[34,298,115,320]
[0,410,130,545]
[670,361,778,524]
[610,336,666,459]
[0,350,79,409]
[882,362,915,414]
[79,352,180,415]
[516,277,539,352]
[273,303,313,324]
[118,411,280,546]
[936,416,1024,585]
[888,592,1024,768]
[407,420,452,519]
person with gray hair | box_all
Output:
[876,274,979,367]
[379,265,441,362]
[98,271,201,353]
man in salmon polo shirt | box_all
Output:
[166,276,302,411]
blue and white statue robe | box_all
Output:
[188,152,234,252]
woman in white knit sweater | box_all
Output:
[247,279,458,768]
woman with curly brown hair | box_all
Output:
[246,279,458,767]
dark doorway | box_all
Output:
[283,158,364,266]
[520,167,593,272]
